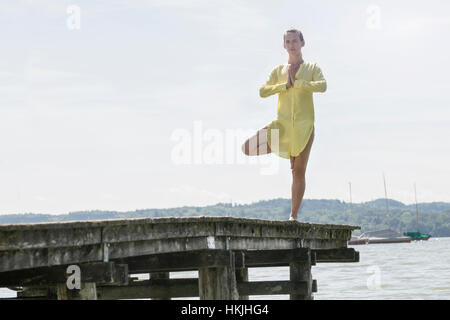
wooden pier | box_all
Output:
[0,216,360,300]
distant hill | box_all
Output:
[362,198,407,209]
[1,198,449,237]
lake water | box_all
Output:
[1,237,449,300]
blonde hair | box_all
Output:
[283,28,304,44]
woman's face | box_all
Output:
[283,32,304,55]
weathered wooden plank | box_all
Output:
[110,236,350,260]
[228,237,348,251]
[108,237,221,260]
[313,248,359,263]
[17,287,57,299]
[0,216,361,232]
[112,248,318,274]
[96,279,313,300]
[0,237,220,272]
[116,249,234,273]
[238,281,308,296]
[241,248,309,266]
[0,262,128,287]
[101,222,217,243]
[300,239,349,249]
[0,227,102,251]
[0,248,50,273]
[109,236,348,261]
[0,244,104,273]
[97,279,199,300]
[0,237,351,273]
[226,237,297,251]
[0,217,360,252]
[0,222,356,253]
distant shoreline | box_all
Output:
[1,198,449,237]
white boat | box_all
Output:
[348,228,412,245]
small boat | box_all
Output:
[348,175,412,245]
[348,228,412,245]
[348,236,368,245]
[403,183,432,241]
[403,231,431,241]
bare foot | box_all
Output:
[289,212,298,221]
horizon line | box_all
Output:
[1,197,449,216]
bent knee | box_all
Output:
[241,142,249,155]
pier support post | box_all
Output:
[235,268,249,300]
[198,250,239,300]
[289,249,313,300]
[56,282,97,300]
[150,272,171,300]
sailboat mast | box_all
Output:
[349,182,353,215]
[383,173,390,223]
[414,183,419,232]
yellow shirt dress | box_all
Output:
[260,61,327,159]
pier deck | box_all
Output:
[0,216,360,300]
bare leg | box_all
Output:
[241,125,272,156]
[289,127,315,220]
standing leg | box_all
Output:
[289,127,315,220]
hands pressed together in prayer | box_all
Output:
[286,62,302,89]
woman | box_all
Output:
[241,28,327,221]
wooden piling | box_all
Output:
[198,250,239,300]
[235,268,249,300]
[289,249,313,300]
[56,282,97,300]
[150,272,171,300]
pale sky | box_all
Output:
[1,0,449,214]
